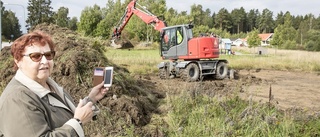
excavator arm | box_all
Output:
[112,0,167,39]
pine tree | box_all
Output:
[26,0,54,28]
[54,7,69,28]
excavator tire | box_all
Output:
[159,67,170,79]
[214,62,228,80]
[182,63,200,82]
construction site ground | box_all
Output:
[1,24,319,136]
[144,69,320,113]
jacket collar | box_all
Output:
[14,69,75,112]
[15,69,52,98]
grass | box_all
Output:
[105,47,162,75]
[106,46,320,75]
[227,47,320,72]
[161,83,320,137]
[106,46,320,136]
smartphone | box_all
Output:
[104,67,114,87]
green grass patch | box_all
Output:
[105,48,163,75]
[106,47,320,75]
[164,91,320,137]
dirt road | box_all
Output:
[238,70,320,112]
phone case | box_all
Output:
[93,67,105,86]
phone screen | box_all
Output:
[104,69,112,84]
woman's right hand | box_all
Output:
[73,99,94,125]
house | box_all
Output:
[231,38,248,47]
[258,33,273,46]
[219,38,232,54]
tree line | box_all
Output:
[2,0,320,51]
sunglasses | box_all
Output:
[23,51,56,62]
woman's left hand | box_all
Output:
[88,81,108,103]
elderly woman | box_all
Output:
[0,30,108,137]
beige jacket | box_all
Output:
[0,70,84,137]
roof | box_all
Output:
[258,33,273,41]
[221,38,232,43]
[230,38,238,41]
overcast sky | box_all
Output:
[3,0,320,33]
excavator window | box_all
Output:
[161,30,171,51]
[161,27,184,51]
[161,28,176,51]
[169,29,176,47]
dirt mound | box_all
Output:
[0,24,166,136]
[0,46,15,87]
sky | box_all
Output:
[2,0,320,33]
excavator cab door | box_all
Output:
[160,26,188,60]
[161,30,173,49]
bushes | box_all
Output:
[305,40,320,51]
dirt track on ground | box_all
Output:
[149,69,320,112]
[238,70,320,111]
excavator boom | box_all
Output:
[112,0,166,39]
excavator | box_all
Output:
[112,0,229,82]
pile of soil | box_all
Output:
[0,24,166,136]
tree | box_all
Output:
[95,0,122,39]
[230,7,247,33]
[190,4,204,26]
[271,13,297,49]
[26,0,54,28]
[193,25,210,37]
[305,29,320,51]
[215,8,232,31]
[247,28,261,49]
[274,11,284,27]
[53,7,69,28]
[143,0,167,41]
[68,17,78,31]
[258,8,274,33]
[203,8,213,28]
[2,10,22,40]
[313,15,320,30]
[209,13,216,29]
[104,0,169,41]
[77,5,102,36]
[247,9,259,32]
[296,17,311,46]
[292,15,303,30]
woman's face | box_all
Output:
[15,43,54,84]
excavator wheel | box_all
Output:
[159,67,170,79]
[214,62,228,80]
[182,63,200,82]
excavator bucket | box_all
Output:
[110,39,121,47]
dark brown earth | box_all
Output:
[1,24,319,136]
